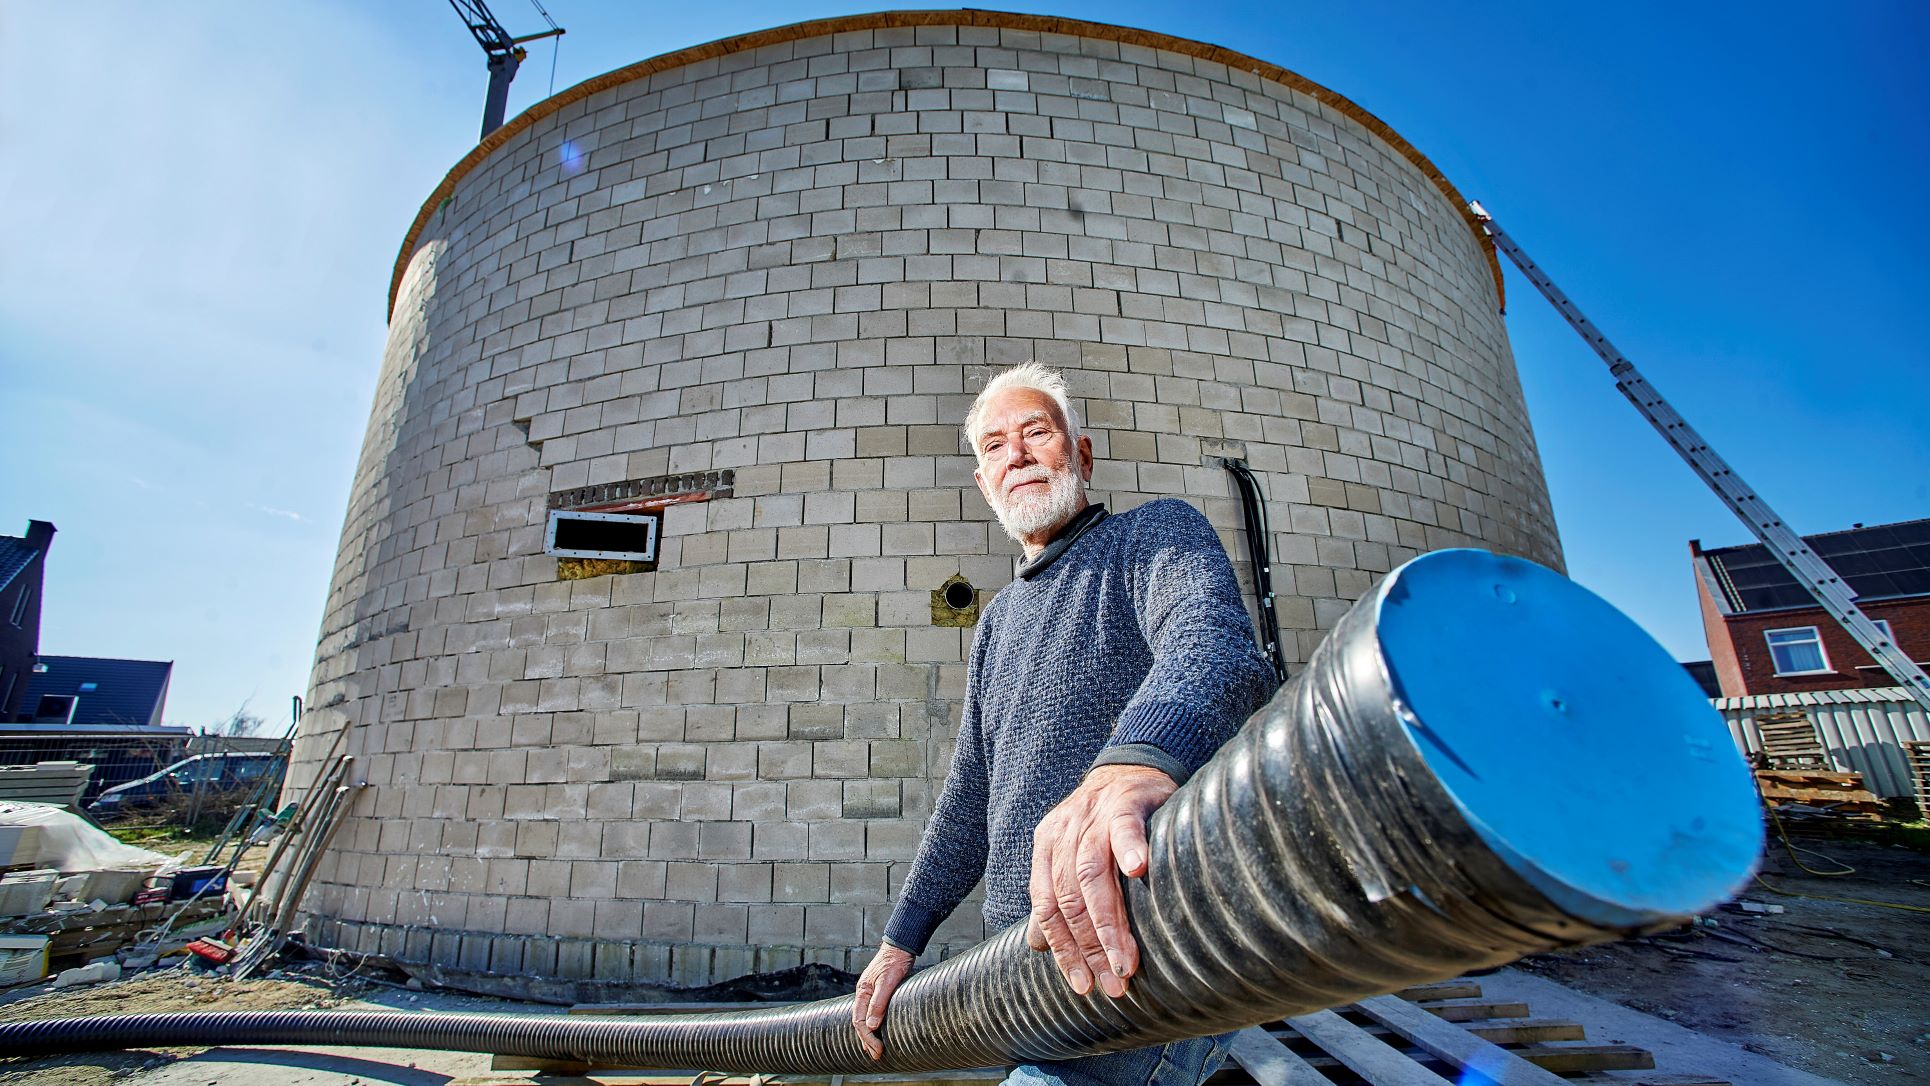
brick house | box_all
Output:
[0,520,55,721]
[1691,518,1930,697]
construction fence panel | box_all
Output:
[1715,686,1930,797]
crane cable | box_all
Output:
[524,0,561,96]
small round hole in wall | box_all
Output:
[944,579,976,610]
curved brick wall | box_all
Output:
[294,13,1560,993]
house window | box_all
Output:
[1871,618,1894,643]
[8,586,29,626]
[1764,627,1831,676]
[78,681,98,692]
[33,694,76,722]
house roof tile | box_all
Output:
[17,656,173,727]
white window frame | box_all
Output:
[1764,626,1832,676]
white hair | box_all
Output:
[963,363,1083,459]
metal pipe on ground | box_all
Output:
[233,780,366,979]
[231,754,350,934]
[0,551,1763,1070]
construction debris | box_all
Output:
[1756,768,1888,827]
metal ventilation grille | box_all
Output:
[544,510,660,561]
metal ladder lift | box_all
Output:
[1468,202,1930,715]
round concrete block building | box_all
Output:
[293,11,1561,994]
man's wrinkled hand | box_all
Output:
[851,941,916,1060]
[1025,763,1177,999]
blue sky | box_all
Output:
[2,2,1924,729]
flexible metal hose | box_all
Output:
[0,551,1761,1070]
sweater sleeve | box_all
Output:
[1103,499,1280,780]
[883,615,995,955]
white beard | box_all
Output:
[990,461,1085,543]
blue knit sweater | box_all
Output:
[883,499,1279,954]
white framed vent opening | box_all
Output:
[545,509,661,561]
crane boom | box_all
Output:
[446,0,564,139]
[1469,202,1930,713]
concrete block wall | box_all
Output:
[294,13,1560,991]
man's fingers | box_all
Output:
[852,947,913,1061]
[852,976,881,1060]
[1035,902,1091,995]
[852,979,872,1029]
[1092,805,1148,982]
[1028,828,1063,955]
[1109,805,1152,878]
[867,966,903,1027]
[1071,821,1129,997]
[1051,821,1113,995]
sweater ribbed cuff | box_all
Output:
[1088,742,1190,785]
[1108,701,1215,778]
[882,897,947,957]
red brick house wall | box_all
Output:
[1702,596,1930,697]
[1695,572,1747,697]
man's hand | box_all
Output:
[1026,763,1178,999]
[851,941,916,1060]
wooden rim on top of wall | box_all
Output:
[389,9,1503,319]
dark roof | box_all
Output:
[1702,518,1930,614]
[1680,660,1722,699]
[0,537,40,593]
[17,656,173,727]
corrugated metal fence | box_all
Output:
[1716,686,1930,798]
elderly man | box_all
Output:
[851,363,1278,1086]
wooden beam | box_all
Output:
[1259,1017,1587,1045]
[1355,994,1568,1085]
[1226,1027,1332,1086]
[1285,1009,1454,1084]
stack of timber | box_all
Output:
[1755,768,1886,828]
[1906,739,1930,820]
[479,978,1729,1086]
[1752,712,1828,771]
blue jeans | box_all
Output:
[1002,1033,1234,1086]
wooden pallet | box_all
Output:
[1905,739,1930,818]
[1231,983,1712,1085]
[1753,713,1827,771]
[473,978,1725,1085]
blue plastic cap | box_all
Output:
[1376,549,1763,926]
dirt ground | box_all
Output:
[1518,833,1930,1086]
